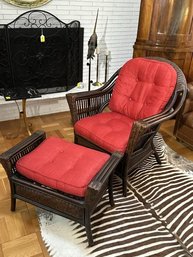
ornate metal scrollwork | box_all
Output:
[7,10,80,29]
[0,10,83,95]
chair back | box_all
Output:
[109,57,177,120]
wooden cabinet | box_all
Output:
[133,0,193,82]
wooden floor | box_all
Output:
[0,112,192,257]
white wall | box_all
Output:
[0,0,140,121]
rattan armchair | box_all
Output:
[67,57,187,196]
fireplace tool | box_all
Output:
[87,9,99,90]
[92,48,102,87]
[104,50,109,83]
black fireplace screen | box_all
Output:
[0,10,84,99]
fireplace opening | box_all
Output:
[0,10,84,100]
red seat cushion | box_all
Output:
[16,137,110,197]
[109,58,177,120]
[75,112,134,153]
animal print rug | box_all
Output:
[38,134,193,257]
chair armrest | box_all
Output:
[85,152,123,201]
[66,69,120,125]
[66,89,112,125]
[126,111,174,154]
[143,87,187,123]
[0,130,46,178]
[142,102,185,127]
[142,109,174,126]
[127,94,186,154]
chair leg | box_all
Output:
[122,166,128,197]
[11,197,16,211]
[85,210,94,247]
[108,174,114,207]
[117,159,128,197]
[154,151,161,164]
[152,142,162,164]
[122,157,129,197]
[123,177,128,197]
[74,134,79,144]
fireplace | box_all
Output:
[0,10,84,100]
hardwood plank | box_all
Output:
[36,231,50,257]
[0,246,4,257]
[2,233,42,257]
[0,218,10,244]
[5,212,27,241]
[159,119,193,161]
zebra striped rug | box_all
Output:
[38,134,193,257]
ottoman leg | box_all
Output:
[85,210,94,246]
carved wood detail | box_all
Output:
[133,0,193,82]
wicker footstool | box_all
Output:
[0,130,122,246]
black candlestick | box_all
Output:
[87,58,93,91]
[92,53,101,86]
[104,51,109,83]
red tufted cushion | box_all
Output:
[16,137,110,197]
[74,112,134,153]
[109,58,177,120]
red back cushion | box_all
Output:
[109,58,177,120]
